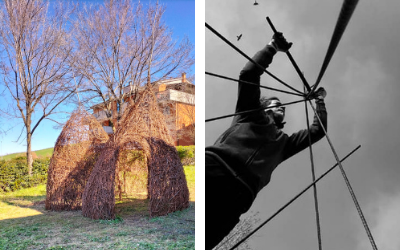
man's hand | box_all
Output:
[311,87,327,101]
[268,32,293,52]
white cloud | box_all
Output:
[356,191,400,250]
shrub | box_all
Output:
[0,157,50,193]
[176,146,195,166]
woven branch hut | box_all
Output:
[46,85,189,219]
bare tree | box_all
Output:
[73,0,194,131]
[0,0,76,175]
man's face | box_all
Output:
[265,99,285,123]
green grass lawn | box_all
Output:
[0,166,195,250]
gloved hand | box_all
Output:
[268,32,293,52]
[312,87,327,101]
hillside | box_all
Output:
[1,148,54,161]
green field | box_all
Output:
[32,148,54,158]
[1,148,54,161]
[0,165,195,250]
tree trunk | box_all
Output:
[26,128,33,176]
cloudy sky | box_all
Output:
[0,0,195,156]
[205,0,400,249]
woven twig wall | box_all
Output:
[147,137,189,217]
[114,84,189,217]
[112,84,175,201]
[82,143,119,219]
[45,108,109,211]
[115,84,173,151]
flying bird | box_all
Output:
[237,34,242,41]
[254,0,259,6]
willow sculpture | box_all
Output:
[46,84,189,219]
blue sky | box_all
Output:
[0,0,195,157]
[206,0,400,249]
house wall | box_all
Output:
[174,102,195,146]
[159,84,167,92]
[176,125,195,146]
[91,77,195,145]
[175,103,195,129]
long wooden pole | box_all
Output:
[266,16,312,92]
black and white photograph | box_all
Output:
[206,0,400,249]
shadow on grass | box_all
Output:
[115,195,150,217]
[0,194,46,208]
[1,191,194,221]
